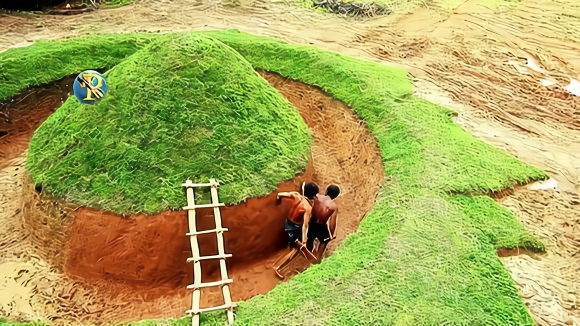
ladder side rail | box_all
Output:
[209,178,235,325]
[184,182,202,326]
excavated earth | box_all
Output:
[0,0,579,324]
[0,71,384,324]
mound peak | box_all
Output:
[27,34,311,215]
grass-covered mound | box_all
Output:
[26,34,311,214]
[1,30,548,325]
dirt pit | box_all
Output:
[0,71,384,324]
[21,161,317,289]
[0,75,73,171]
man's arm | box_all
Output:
[277,191,301,199]
[301,206,312,245]
[276,191,301,205]
[327,209,338,240]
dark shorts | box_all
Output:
[284,218,302,248]
[307,221,332,245]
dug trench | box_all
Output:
[0,71,384,324]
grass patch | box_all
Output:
[1,30,547,325]
[25,34,311,214]
[0,33,155,102]
[101,0,133,8]
[0,318,46,326]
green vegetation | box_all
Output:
[26,34,311,214]
[101,0,133,8]
[0,34,155,102]
[0,30,547,325]
[0,318,45,326]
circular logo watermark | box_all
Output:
[73,70,108,105]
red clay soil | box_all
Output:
[12,71,384,324]
[62,162,315,288]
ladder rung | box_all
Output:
[181,181,219,188]
[187,279,233,290]
[186,303,236,315]
[187,254,232,262]
[182,203,225,210]
[186,228,228,236]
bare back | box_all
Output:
[284,192,311,225]
[311,194,338,225]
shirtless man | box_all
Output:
[306,184,340,262]
[273,182,319,279]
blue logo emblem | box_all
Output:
[73,70,108,105]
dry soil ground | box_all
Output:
[0,0,579,325]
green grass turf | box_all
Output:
[0,30,548,325]
[0,34,155,102]
[0,318,45,326]
[25,34,311,214]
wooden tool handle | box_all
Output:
[295,240,317,262]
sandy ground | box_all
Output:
[0,0,579,324]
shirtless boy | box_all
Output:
[307,184,340,262]
[273,182,319,279]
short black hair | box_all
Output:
[326,184,340,199]
[303,182,319,200]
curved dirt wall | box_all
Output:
[21,176,76,269]
[65,161,315,286]
[0,76,73,171]
[22,160,315,287]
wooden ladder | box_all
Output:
[182,178,236,326]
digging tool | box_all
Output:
[295,239,318,262]
[274,240,318,279]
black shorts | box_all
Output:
[284,218,302,248]
[307,221,332,244]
